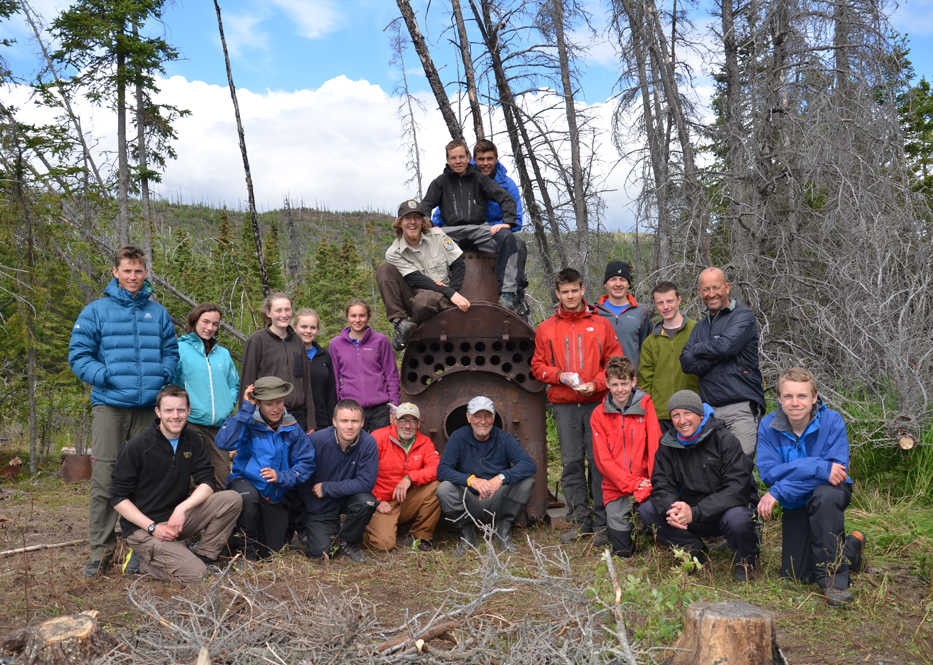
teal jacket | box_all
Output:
[172,333,240,427]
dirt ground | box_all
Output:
[1,474,930,663]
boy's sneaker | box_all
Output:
[121,549,140,575]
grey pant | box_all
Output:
[605,496,635,532]
[442,225,521,294]
[552,402,605,529]
[90,405,153,561]
[125,490,242,582]
[713,401,759,456]
[436,477,535,525]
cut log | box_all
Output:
[18,610,112,665]
[667,601,784,665]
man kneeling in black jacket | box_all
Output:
[111,385,242,582]
[638,390,759,581]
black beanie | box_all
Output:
[603,261,633,285]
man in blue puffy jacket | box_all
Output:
[69,246,179,577]
[757,367,864,606]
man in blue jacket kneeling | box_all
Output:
[298,399,378,563]
[757,367,865,606]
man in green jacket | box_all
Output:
[638,282,700,435]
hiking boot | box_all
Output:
[336,540,365,564]
[592,529,609,548]
[453,522,477,556]
[499,292,518,310]
[560,522,591,544]
[846,531,866,573]
[121,549,140,575]
[496,521,517,553]
[391,318,417,351]
[416,539,434,552]
[82,556,110,578]
[732,562,755,582]
[823,585,853,607]
[607,529,635,558]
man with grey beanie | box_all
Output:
[638,390,759,581]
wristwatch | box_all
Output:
[146,522,156,535]
[497,473,506,482]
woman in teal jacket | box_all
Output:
[172,303,240,489]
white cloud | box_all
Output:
[9,72,644,229]
[222,11,270,58]
[268,0,343,40]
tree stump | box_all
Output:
[16,610,111,665]
[667,601,784,665]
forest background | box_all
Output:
[0,0,931,498]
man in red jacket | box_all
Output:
[532,268,623,546]
[363,402,441,551]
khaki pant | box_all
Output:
[89,405,154,562]
[376,263,450,323]
[364,481,440,550]
[125,490,242,583]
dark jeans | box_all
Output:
[436,477,535,526]
[639,498,759,565]
[230,478,289,557]
[781,483,854,589]
[551,402,604,530]
[302,492,377,557]
[363,403,389,433]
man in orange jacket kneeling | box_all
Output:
[364,403,441,551]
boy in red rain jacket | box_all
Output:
[591,356,661,557]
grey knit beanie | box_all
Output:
[667,390,703,416]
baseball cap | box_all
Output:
[466,396,495,415]
[393,402,421,420]
[397,199,424,218]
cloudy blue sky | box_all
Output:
[4,0,932,230]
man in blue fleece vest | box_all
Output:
[69,245,179,577]
[436,396,536,553]
[757,367,864,606]
[298,399,378,563]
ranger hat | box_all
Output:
[397,199,424,219]
[667,389,703,416]
[467,395,495,415]
[393,402,421,420]
[252,376,293,401]
[603,260,633,285]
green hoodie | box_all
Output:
[637,318,700,420]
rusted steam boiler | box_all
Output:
[399,252,549,521]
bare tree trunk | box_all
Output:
[396,0,463,140]
[387,19,424,198]
[116,45,130,246]
[452,0,484,141]
[471,0,565,277]
[551,0,589,263]
[134,27,153,267]
[21,0,105,191]
[213,0,270,295]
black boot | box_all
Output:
[607,528,635,558]
[454,521,477,556]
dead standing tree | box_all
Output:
[451,0,485,141]
[213,0,270,296]
[386,18,426,199]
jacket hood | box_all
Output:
[250,403,298,430]
[178,332,214,350]
[443,163,479,179]
[602,389,648,416]
[495,161,509,177]
[770,397,825,434]
[104,277,153,304]
[555,301,598,320]
[661,404,718,449]
[596,293,638,309]
[651,317,689,336]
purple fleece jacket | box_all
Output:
[328,327,400,408]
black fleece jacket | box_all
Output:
[421,164,517,228]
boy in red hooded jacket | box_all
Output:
[590,356,661,557]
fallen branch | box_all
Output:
[1,538,87,558]
[374,619,459,653]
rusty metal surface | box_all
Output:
[399,252,549,520]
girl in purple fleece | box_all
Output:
[328,299,400,432]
